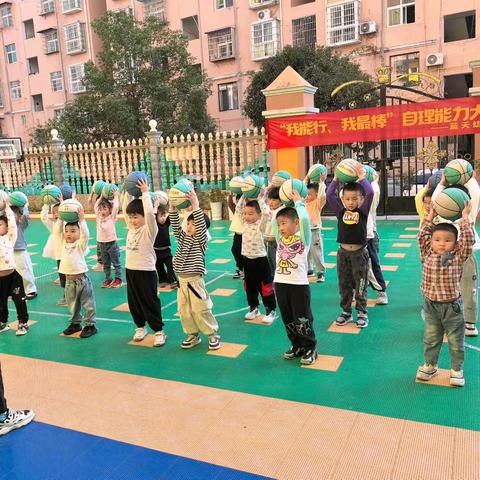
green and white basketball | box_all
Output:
[279,178,308,206]
[335,159,359,183]
[229,176,244,195]
[8,191,28,208]
[363,165,377,183]
[41,185,62,206]
[101,183,118,200]
[58,198,82,223]
[241,175,263,199]
[151,190,169,206]
[433,187,470,221]
[307,164,327,183]
[271,170,292,188]
[92,180,106,196]
[169,179,193,209]
[0,189,8,211]
[444,159,473,186]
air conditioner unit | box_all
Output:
[257,9,270,20]
[426,53,444,67]
[359,20,376,35]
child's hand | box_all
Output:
[440,172,446,186]
[355,162,366,180]
[188,190,199,210]
[153,197,160,209]
[426,206,436,222]
[137,179,150,193]
[71,190,77,199]
[462,201,472,220]
[320,173,327,183]
[59,193,64,202]
[291,190,302,203]
[114,189,119,198]
[78,207,85,222]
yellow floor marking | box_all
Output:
[381,265,399,272]
[405,227,419,231]
[392,243,412,247]
[399,234,417,239]
[301,355,344,372]
[210,288,236,297]
[27,243,38,247]
[211,239,228,243]
[328,322,360,335]
[325,263,336,269]
[245,315,267,325]
[321,226,334,230]
[60,331,83,339]
[385,253,406,258]
[210,258,231,264]
[113,303,130,312]
[207,342,247,358]
[213,227,225,230]
[9,319,37,330]
[128,334,157,348]
[328,251,337,256]
[415,368,454,388]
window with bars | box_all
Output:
[387,0,415,26]
[40,0,55,15]
[292,15,316,48]
[64,23,86,54]
[389,138,416,159]
[45,30,59,53]
[0,5,12,28]
[9,80,21,100]
[390,52,419,85]
[50,71,64,92]
[218,82,239,111]
[143,0,165,21]
[326,1,359,46]
[251,19,280,60]
[216,0,233,9]
[208,28,235,61]
[62,0,81,13]
[68,63,85,93]
[5,44,17,64]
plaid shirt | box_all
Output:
[419,219,474,302]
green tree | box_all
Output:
[32,11,214,145]
[243,45,375,128]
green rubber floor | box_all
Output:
[1,219,479,432]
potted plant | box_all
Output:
[209,188,224,221]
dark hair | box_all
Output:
[276,207,299,221]
[445,184,471,198]
[343,182,365,195]
[65,222,79,229]
[187,212,211,229]
[423,188,435,200]
[0,215,7,227]
[126,199,144,216]
[432,222,458,241]
[98,198,112,210]
[235,193,242,201]
[10,206,21,215]
[157,206,167,215]
[244,200,261,213]
[52,203,60,209]
[267,186,280,200]
[307,182,319,192]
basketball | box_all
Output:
[8,191,28,208]
[151,190,169,206]
[427,170,443,189]
[169,179,193,209]
[279,178,308,206]
[92,180,106,196]
[124,171,149,198]
[101,183,118,200]
[307,164,327,183]
[229,176,244,195]
[433,187,470,221]
[41,185,62,205]
[58,198,82,223]
[363,165,377,183]
[271,171,292,187]
[444,159,473,186]
[241,174,263,198]
[335,159,359,183]
[0,189,8,211]
[60,183,73,200]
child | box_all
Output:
[89,190,122,288]
[273,191,317,365]
[0,205,30,336]
[153,203,177,288]
[124,180,166,347]
[228,193,246,279]
[240,195,277,324]
[264,186,282,275]
[170,190,220,350]
[326,163,374,328]
[86,190,104,273]
[54,207,97,338]
[11,203,37,299]
[416,203,474,387]
[303,173,327,283]
[41,202,66,305]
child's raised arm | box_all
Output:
[5,205,17,245]
[77,208,90,250]
[356,164,374,216]
[111,190,120,220]
[415,185,430,221]
[291,190,312,246]
[168,203,181,239]
[458,202,475,262]
[138,179,157,240]
[418,208,436,261]
[188,190,208,247]
[326,177,343,218]
[40,203,53,232]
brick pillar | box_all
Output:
[262,66,319,179]
[49,128,65,186]
[469,60,480,170]
[147,120,163,191]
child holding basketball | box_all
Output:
[326,163,374,328]
[170,190,221,350]
[273,190,317,365]
[416,202,474,386]
[153,201,177,289]
[228,193,246,279]
[265,186,282,275]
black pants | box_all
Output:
[0,270,28,325]
[126,269,163,332]
[231,233,243,271]
[56,260,66,288]
[155,248,177,284]
[243,256,276,312]
[0,362,7,414]
[367,232,386,292]
[275,282,316,350]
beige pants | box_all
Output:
[178,275,218,335]
[460,254,478,325]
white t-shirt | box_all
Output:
[56,220,90,275]
[0,208,16,271]
[41,205,63,260]
[367,180,380,240]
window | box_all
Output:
[216,0,233,8]
[387,0,415,26]
[291,0,315,6]
[21,115,27,127]
[50,71,64,92]
[68,63,86,93]
[249,0,277,8]
[0,4,12,28]
[444,11,476,42]
[5,44,17,64]
[182,16,199,40]
[9,80,21,100]
[27,57,39,75]
[292,15,316,48]
[40,0,55,15]
[32,94,44,112]
[64,23,86,54]
[444,73,473,98]
[0,89,4,108]
[207,28,235,61]
[390,52,419,85]
[44,29,59,53]
[218,82,239,111]
[251,20,280,60]
[62,0,81,13]
[143,0,165,21]
[24,19,35,39]
[326,1,360,46]
[389,139,416,159]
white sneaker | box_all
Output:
[245,307,260,320]
[16,323,29,336]
[416,364,438,382]
[92,263,103,272]
[465,323,478,337]
[262,310,277,325]
[153,330,167,347]
[0,323,10,333]
[133,327,147,342]
[0,409,35,436]
[450,369,465,387]
[377,291,389,305]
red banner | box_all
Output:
[266,96,480,150]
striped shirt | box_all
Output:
[171,208,208,275]
[419,219,474,302]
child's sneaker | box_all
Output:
[307,270,314,276]
[92,263,103,272]
[154,330,167,347]
[262,310,277,325]
[53,278,61,286]
[377,291,389,305]
[450,369,465,387]
[63,323,82,336]
[133,327,147,342]
[80,325,98,338]
[16,323,29,336]
[336,312,352,326]
[26,293,37,300]
[101,279,113,288]
[416,364,438,382]
[0,409,35,436]
[300,349,318,365]
[181,333,201,349]
[110,278,122,289]
[56,298,67,306]
[233,270,243,279]
[208,334,221,350]
[465,323,478,337]
[245,307,260,320]
[317,273,325,283]
[284,347,305,360]
[356,314,369,328]
[0,323,10,333]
